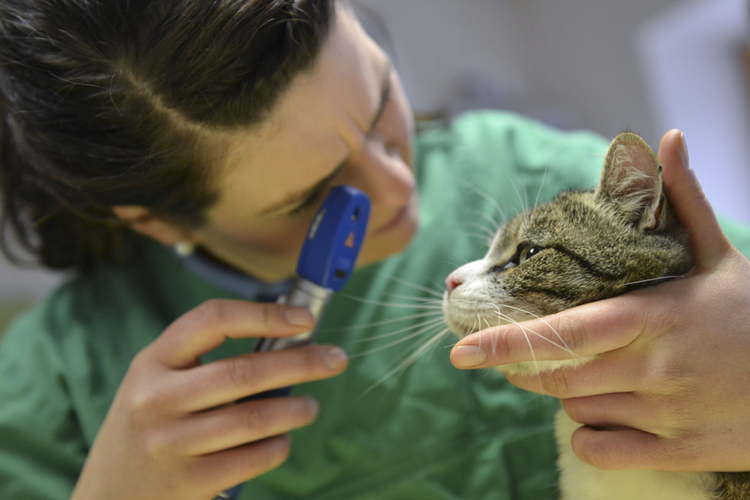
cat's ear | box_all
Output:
[595,132,667,231]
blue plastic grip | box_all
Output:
[296,185,371,290]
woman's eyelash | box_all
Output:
[288,187,327,216]
[288,163,346,216]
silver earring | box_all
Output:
[174,240,195,257]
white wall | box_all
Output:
[356,0,684,144]
[509,0,684,146]
[353,0,526,116]
[0,255,62,303]
[637,0,750,226]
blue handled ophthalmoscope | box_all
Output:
[214,185,370,500]
[254,184,371,353]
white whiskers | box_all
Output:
[338,293,444,310]
[350,317,447,358]
[356,327,452,400]
[534,166,549,209]
[352,315,446,346]
[621,275,684,288]
[385,276,445,298]
[456,178,508,225]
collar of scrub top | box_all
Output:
[176,246,295,302]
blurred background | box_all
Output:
[1,0,749,330]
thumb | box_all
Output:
[658,129,732,269]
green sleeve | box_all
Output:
[0,314,85,500]
[717,214,750,259]
[0,253,189,500]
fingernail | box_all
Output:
[679,132,690,168]
[284,307,313,327]
[303,396,319,417]
[322,346,348,371]
[451,345,487,368]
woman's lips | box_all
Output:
[373,204,409,235]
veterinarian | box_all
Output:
[1,1,749,499]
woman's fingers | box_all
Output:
[172,345,348,412]
[504,347,648,399]
[191,435,293,496]
[170,396,319,456]
[449,301,624,368]
[570,427,673,471]
[658,129,733,268]
[560,392,679,437]
[73,297,346,500]
[450,289,671,369]
[151,300,315,369]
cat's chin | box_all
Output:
[444,321,477,339]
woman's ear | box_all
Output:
[112,206,193,247]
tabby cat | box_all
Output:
[441,132,750,499]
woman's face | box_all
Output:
[191,4,418,282]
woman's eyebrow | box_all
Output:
[258,164,343,216]
[259,61,393,216]
[367,61,392,133]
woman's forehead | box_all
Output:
[214,6,386,215]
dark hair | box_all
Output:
[0,0,334,271]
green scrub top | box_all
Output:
[2,111,750,500]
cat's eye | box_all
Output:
[492,243,542,273]
[518,244,540,265]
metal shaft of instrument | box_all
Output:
[254,279,333,352]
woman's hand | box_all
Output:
[450,130,750,473]
[72,300,348,500]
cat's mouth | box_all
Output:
[443,297,542,339]
[442,301,505,338]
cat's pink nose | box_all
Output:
[445,272,464,297]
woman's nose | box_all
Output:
[346,140,414,207]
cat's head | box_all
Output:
[442,132,692,371]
